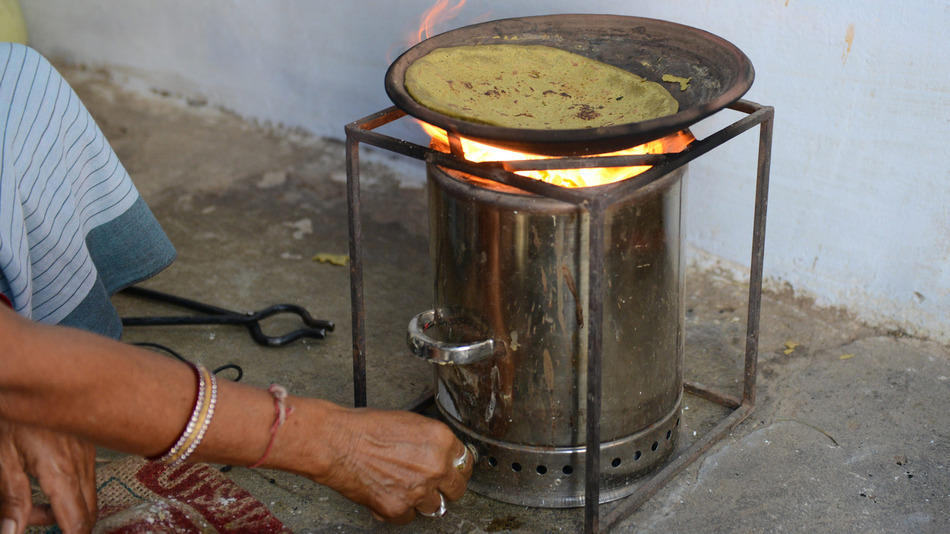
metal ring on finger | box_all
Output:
[453,443,477,472]
[418,492,447,518]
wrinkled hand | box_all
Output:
[0,420,97,534]
[316,407,473,524]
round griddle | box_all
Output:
[386,14,754,156]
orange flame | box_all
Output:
[419,122,694,188]
[417,0,467,43]
[410,1,691,188]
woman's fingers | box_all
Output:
[74,441,97,523]
[311,406,474,524]
[374,493,417,525]
[0,457,31,534]
[31,458,93,534]
[439,443,474,502]
[14,426,96,534]
[415,490,446,518]
[0,421,38,534]
[27,504,55,526]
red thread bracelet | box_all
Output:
[249,384,294,468]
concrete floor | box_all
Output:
[62,64,950,533]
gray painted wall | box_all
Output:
[18,0,950,341]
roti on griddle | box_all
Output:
[404,44,679,130]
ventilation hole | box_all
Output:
[666,429,672,440]
[611,457,622,468]
[488,456,497,467]
[511,462,522,472]
[651,441,659,451]
[634,450,642,461]
[562,465,574,475]
[536,465,547,475]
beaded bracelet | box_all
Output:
[156,363,218,466]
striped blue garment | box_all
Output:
[0,42,175,338]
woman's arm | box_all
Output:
[0,304,470,524]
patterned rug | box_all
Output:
[34,456,293,533]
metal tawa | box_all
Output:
[386,14,754,156]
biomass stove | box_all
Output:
[344,14,772,533]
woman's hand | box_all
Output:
[0,420,97,534]
[1,305,471,526]
[297,405,474,524]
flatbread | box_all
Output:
[404,44,679,130]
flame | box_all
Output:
[419,121,694,188]
[410,1,691,188]
[417,0,467,43]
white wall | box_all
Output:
[19,1,950,341]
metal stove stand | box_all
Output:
[344,100,773,534]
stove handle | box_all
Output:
[407,309,496,366]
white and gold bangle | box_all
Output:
[156,363,218,466]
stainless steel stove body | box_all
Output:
[410,161,687,507]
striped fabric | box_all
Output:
[0,42,174,337]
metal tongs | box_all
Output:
[120,286,333,347]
